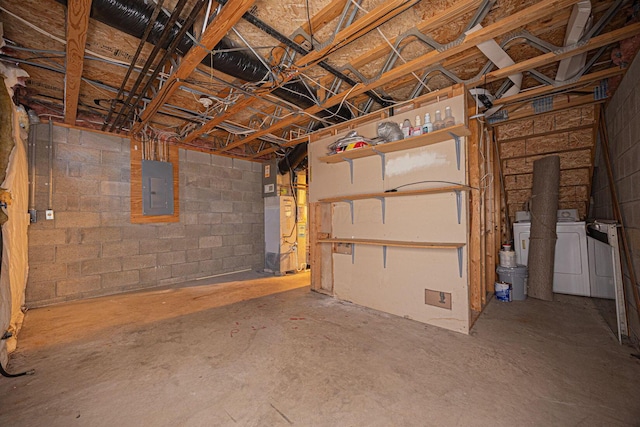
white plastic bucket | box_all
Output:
[494,282,512,302]
[499,250,517,267]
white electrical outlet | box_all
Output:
[45,209,54,220]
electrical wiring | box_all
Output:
[305,0,315,48]
[0,7,143,69]
[386,180,479,192]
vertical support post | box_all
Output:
[467,114,483,311]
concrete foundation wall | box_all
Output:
[591,52,640,345]
[26,125,264,306]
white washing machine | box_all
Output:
[513,221,590,296]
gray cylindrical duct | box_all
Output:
[54,0,353,122]
[527,155,560,301]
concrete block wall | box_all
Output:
[591,51,640,345]
[26,124,264,306]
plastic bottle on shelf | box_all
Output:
[412,115,423,136]
[423,112,433,134]
[402,118,411,137]
[433,110,445,131]
[444,106,456,128]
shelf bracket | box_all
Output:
[449,132,461,170]
[372,149,386,180]
[374,197,386,224]
[352,243,356,264]
[344,158,354,184]
[383,245,387,268]
[455,190,462,224]
[347,200,354,224]
[457,246,463,278]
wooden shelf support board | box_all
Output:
[319,185,470,225]
[318,124,471,177]
[319,238,465,276]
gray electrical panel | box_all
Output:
[262,159,277,198]
[141,160,174,216]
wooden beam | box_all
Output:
[273,0,349,64]
[318,0,482,88]
[294,0,420,69]
[468,116,483,312]
[132,0,255,134]
[252,85,460,158]
[221,0,580,152]
[469,22,640,88]
[182,0,418,145]
[492,66,624,107]
[64,0,92,125]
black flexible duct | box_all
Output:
[278,141,308,174]
[55,0,353,122]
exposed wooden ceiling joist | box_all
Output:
[2,0,638,159]
[63,0,92,125]
[132,0,256,134]
[221,0,582,153]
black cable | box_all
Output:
[305,0,315,49]
[0,362,35,378]
[385,180,477,192]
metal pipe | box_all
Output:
[47,118,53,210]
[27,110,38,222]
[103,0,165,131]
[118,0,206,132]
[109,0,190,131]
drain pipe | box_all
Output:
[27,109,38,223]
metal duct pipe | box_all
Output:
[55,0,353,123]
[278,141,307,174]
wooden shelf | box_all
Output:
[318,185,469,225]
[318,185,469,203]
[318,123,471,164]
[319,238,464,249]
[319,238,465,276]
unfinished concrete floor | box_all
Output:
[1,271,639,426]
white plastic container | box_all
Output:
[494,282,512,302]
[496,265,528,301]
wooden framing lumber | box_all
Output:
[468,116,483,312]
[132,0,255,134]
[64,0,92,125]
[294,0,419,69]
[219,0,580,152]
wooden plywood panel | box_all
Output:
[332,247,469,334]
[309,95,467,202]
[500,140,526,159]
[309,90,471,334]
[506,188,532,205]
[495,119,534,140]
[502,148,593,175]
[130,139,180,223]
[505,168,591,190]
